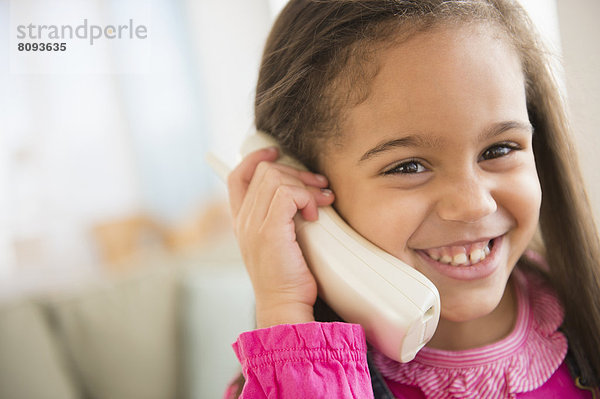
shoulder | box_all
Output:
[516,251,564,336]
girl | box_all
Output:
[225,0,600,397]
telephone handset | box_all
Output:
[207,131,440,363]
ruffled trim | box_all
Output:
[372,268,568,399]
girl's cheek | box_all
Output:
[505,166,541,213]
[492,167,541,253]
[364,191,431,256]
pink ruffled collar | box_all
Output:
[372,268,568,399]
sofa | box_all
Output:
[0,239,254,399]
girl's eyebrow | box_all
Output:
[358,134,439,163]
[477,120,534,142]
[358,120,533,163]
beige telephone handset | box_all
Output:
[207,131,440,363]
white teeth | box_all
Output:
[440,255,452,264]
[469,249,484,263]
[426,239,494,266]
[451,253,468,266]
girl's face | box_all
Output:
[320,25,541,324]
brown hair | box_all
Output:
[235,0,600,392]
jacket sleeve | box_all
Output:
[232,322,374,399]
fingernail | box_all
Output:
[315,174,327,183]
[264,146,278,154]
[320,188,333,196]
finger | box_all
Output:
[228,149,328,218]
[306,186,336,207]
[258,162,330,189]
[242,165,335,232]
[247,160,330,197]
[241,164,317,231]
[263,185,320,237]
[228,147,279,218]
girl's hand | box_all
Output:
[227,147,335,329]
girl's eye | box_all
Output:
[480,143,521,161]
[383,160,427,175]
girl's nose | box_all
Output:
[435,172,497,223]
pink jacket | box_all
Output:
[225,270,594,398]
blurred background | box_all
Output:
[0,0,598,398]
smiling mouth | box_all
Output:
[420,238,496,267]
